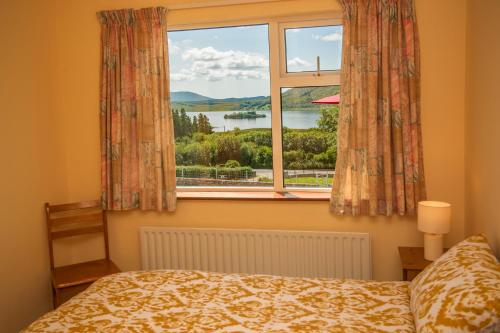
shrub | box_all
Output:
[176,165,255,180]
[239,130,272,147]
[252,146,273,169]
[182,142,213,166]
[174,127,336,170]
[215,135,241,164]
[317,106,339,132]
[224,160,241,168]
[240,142,255,167]
[283,130,330,154]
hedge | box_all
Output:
[176,165,256,180]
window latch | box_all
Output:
[314,56,321,77]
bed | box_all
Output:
[23,235,500,333]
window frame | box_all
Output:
[167,12,342,193]
[279,19,343,78]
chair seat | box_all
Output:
[52,259,120,289]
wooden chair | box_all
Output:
[45,200,120,308]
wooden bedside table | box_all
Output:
[398,247,447,281]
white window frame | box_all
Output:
[167,13,342,193]
[279,19,342,78]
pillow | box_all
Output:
[477,319,499,333]
[409,234,500,333]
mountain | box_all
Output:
[213,95,269,103]
[281,86,339,110]
[170,86,339,112]
[171,91,214,102]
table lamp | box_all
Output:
[417,201,451,261]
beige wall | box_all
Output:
[49,0,468,278]
[0,1,67,331]
[465,0,500,255]
[0,0,473,331]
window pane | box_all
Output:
[168,25,273,187]
[285,25,342,73]
[281,86,339,188]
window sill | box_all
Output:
[177,191,330,201]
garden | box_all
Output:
[173,106,338,187]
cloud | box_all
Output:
[167,38,181,54]
[182,47,228,61]
[183,47,268,68]
[287,57,311,68]
[172,46,269,81]
[287,28,302,33]
[312,32,342,42]
[170,69,195,81]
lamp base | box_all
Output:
[424,233,443,261]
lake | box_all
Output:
[186,110,320,132]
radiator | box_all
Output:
[140,227,371,280]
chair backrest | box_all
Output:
[45,200,110,270]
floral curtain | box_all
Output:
[98,7,176,211]
[331,0,426,216]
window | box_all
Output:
[169,25,273,188]
[167,16,341,192]
[284,25,342,73]
[282,86,338,189]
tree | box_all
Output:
[197,114,213,134]
[181,142,213,166]
[252,146,272,169]
[215,135,240,164]
[240,142,255,166]
[192,116,198,133]
[179,108,192,137]
[172,108,193,138]
[172,109,181,137]
[317,106,339,132]
[172,110,214,138]
[283,150,305,170]
[174,127,336,171]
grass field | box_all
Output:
[285,176,332,187]
[258,176,332,187]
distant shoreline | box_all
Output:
[181,108,324,113]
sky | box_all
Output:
[168,24,342,99]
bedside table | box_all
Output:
[398,247,447,281]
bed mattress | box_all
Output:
[23,270,415,332]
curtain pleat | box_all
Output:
[98,7,176,211]
[331,0,426,216]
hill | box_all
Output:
[281,86,339,110]
[171,91,214,102]
[170,86,339,112]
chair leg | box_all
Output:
[51,285,56,309]
[52,286,61,309]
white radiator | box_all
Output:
[140,227,371,280]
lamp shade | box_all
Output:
[418,201,451,234]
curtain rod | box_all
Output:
[167,0,287,10]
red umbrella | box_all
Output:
[312,94,340,105]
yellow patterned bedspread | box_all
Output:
[24,270,415,332]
